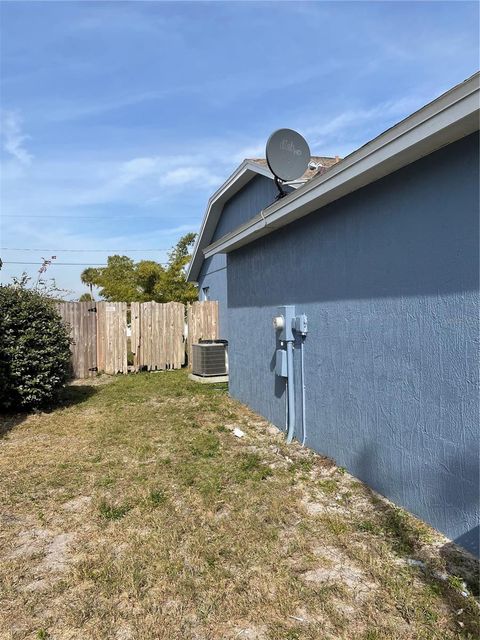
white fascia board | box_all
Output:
[204,73,479,259]
[187,160,273,282]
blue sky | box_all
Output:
[1,1,478,298]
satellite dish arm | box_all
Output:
[274,176,287,200]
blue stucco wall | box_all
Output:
[198,254,229,338]
[197,174,278,340]
[227,133,479,554]
[213,174,280,241]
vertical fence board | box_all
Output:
[96,303,105,373]
[144,303,149,368]
[131,302,140,372]
[171,301,185,369]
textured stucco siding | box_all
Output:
[197,174,278,340]
[212,174,279,241]
[227,133,479,554]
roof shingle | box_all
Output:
[247,155,341,181]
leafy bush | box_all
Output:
[0,285,71,410]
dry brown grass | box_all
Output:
[0,371,478,640]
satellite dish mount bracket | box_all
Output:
[274,176,287,200]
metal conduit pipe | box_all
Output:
[285,379,289,433]
[286,339,295,444]
[300,337,307,446]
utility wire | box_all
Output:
[2,214,162,219]
[3,259,170,266]
[1,247,163,252]
[2,261,110,266]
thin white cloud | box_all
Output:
[299,94,430,158]
[1,110,34,165]
[41,88,184,123]
[115,156,161,186]
[159,166,222,189]
[232,143,265,164]
[305,95,425,142]
[0,148,233,218]
[33,61,343,125]
[230,94,429,168]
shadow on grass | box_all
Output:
[58,384,99,408]
[362,483,480,636]
[0,413,27,438]
[0,384,99,439]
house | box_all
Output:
[187,73,480,555]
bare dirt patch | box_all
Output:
[69,374,115,387]
[40,532,75,572]
[9,528,51,560]
[302,544,376,599]
[231,625,268,639]
[62,495,92,512]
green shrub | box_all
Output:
[0,285,72,410]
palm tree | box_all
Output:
[80,267,98,300]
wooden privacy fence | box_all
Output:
[57,300,218,378]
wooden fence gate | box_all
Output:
[57,300,219,378]
[96,302,128,375]
[56,302,97,378]
[131,301,185,371]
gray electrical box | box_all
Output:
[294,314,308,335]
[275,305,296,342]
[275,349,288,377]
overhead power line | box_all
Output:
[3,259,170,266]
[2,214,161,219]
[2,261,110,266]
[1,247,163,252]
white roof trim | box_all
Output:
[187,160,273,281]
[204,73,479,260]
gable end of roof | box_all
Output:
[186,160,273,282]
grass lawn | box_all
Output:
[0,371,478,640]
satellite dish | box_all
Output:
[266,128,311,183]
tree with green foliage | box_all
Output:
[135,260,165,300]
[0,284,71,410]
[78,292,94,302]
[80,267,98,300]
[80,233,198,304]
[156,232,198,304]
[85,255,140,302]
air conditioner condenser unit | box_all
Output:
[191,341,228,377]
